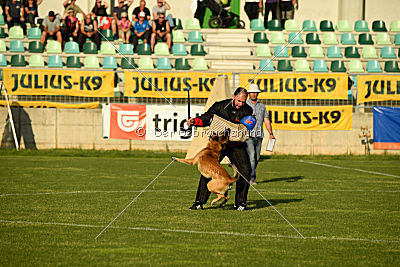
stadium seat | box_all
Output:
[84,56,100,69]
[76,13,84,21]
[102,56,117,69]
[28,41,44,53]
[302,19,317,32]
[121,57,136,69]
[9,40,24,52]
[253,32,269,43]
[10,55,26,67]
[0,14,4,25]
[64,41,80,54]
[323,32,338,45]
[119,43,134,55]
[354,20,369,32]
[380,46,396,59]
[27,27,41,39]
[284,19,300,32]
[345,47,360,58]
[277,60,292,71]
[100,42,116,55]
[313,60,328,72]
[294,59,310,72]
[192,58,208,70]
[394,34,400,45]
[259,59,275,71]
[389,20,400,32]
[185,18,201,30]
[327,46,343,58]
[172,30,185,43]
[66,56,82,68]
[267,19,282,31]
[288,32,303,44]
[362,46,378,59]
[100,29,113,41]
[256,45,271,57]
[137,43,151,55]
[157,57,172,70]
[174,58,190,70]
[366,60,382,73]
[250,19,265,31]
[8,26,24,39]
[372,20,387,32]
[188,31,203,43]
[0,28,5,38]
[274,45,289,57]
[190,44,206,56]
[320,20,334,32]
[358,33,374,45]
[375,33,391,45]
[172,43,187,55]
[0,40,6,52]
[28,54,44,67]
[0,54,7,66]
[384,61,400,72]
[46,40,62,54]
[291,46,307,57]
[138,56,154,70]
[330,60,346,72]
[270,31,285,44]
[306,33,321,44]
[83,41,98,54]
[308,45,324,58]
[340,33,356,45]
[348,60,364,73]
[47,55,63,68]
[174,18,183,29]
[154,43,170,56]
[336,20,352,32]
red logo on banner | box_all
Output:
[109,104,146,140]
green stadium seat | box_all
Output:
[340,33,356,45]
[102,56,117,69]
[345,47,360,58]
[323,32,338,45]
[9,26,24,39]
[47,55,63,68]
[0,28,5,38]
[366,60,382,73]
[330,60,346,72]
[66,56,82,68]
[27,27,41,39]
[174,18,183,29]
[284,19,300,32]
[313,60,328,72]
[294,59,310,72]
[0,54,7,66]
[172,43,187,55]
[100,42,116,55]
[394,34,400,45]
[375,33,391,45]
[157,57,172,70]
[291,46,307,57]
[0,40,6,52]
[320,20,334,32]
[174,58,190,70]
[185,18,201,30]
[138,56,154,70]
[28,41,44,53]
[288,32,303,44]
[372,20,387,32]
[250,19,265,31]
[188,31,203,43]
[46,40,62,54]
[362,46,378,59]
[256,45,271,57]
[327,46,343,58]
[121,57,136,69]
[253,32,268,43]
[28,54,44,67]
[172,30,185,43]
[192,58,208,70]
[348,60,364,73]
[154,43,169,55]
[302,19,317,32]
[336,20,352,32]
[274,45,289,57]
[259,59,275,71]
[277,60,292,71]
[137,43,151,55]
[358,33,374,45]
[309,45,324,58]
[83,41,98,54]
[384,61,400,72]
[306,33,321,44]
[119,43,134,55]
[0,14,4,25]
[267,19,282,31]
[10,55,26,67]
[84,56,100,69]
[9,40,24,52]
[389,20,400,32]
[270,31,285,44]
[354,20,369,32]
[380,46,396,59]
[65,41,80,54]
[190,44,206,56]
[100,29,113,41]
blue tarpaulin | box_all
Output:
[373,106,400,150]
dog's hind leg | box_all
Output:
[219,192,230,207]
[211,194,225,206]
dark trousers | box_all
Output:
[78,32,101,51]
[132,30,150,52]
[7,17,27,34]
[25,13,37,27]
[194,144,251,205]
[280,1,294,27]
[244,2,259,21]
[264,1,277,29]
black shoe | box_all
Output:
[234,203,251,211]
[189,201,203,210]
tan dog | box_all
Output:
[173,133,238,206]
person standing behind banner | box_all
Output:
[263,0,277,29]
[280,0,296,27]
[245,84,275,185]
[244,0,261,22]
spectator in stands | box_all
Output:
[151,12,171,53]
[63,0,85,18]
[132,0,151,22]
[280,0,296,27]
[244,0,261,22]
[78,14,101,51]
[91,0,108,18]
[63,7,79,43]
[263,0,277,29]
[40,11,62,45]
[5,0,27,34]
[24,0,42,27]
[118,12,131,43]
[112,0,134,39]
[152,0,174,28]
[0,0,6,16]
[132,11,150,52]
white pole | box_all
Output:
[1,82,19,151]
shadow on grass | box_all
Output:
[205,198,303,210]
[257,176,304,184]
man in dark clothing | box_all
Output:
[132,0,151,22]
[264,0,278,29]
[186,88,254,211]
[150,12,171,52]
[5,0,26,34]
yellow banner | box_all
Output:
[3,68,114,97]
[357,75,400,104]
[267,106,352,130]
[0,101,99,109]
[240,73,348,99]
[124,72,231,98]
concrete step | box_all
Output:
[208,46,251,56]
[210,61,255,71]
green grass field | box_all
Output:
[0,150,399,265]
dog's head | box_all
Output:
[208,129,230,151]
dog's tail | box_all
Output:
[172,157,195,165]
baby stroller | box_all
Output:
[203,0,245,29]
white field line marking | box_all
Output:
[298,160,400,178]
[0,219,399,244]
